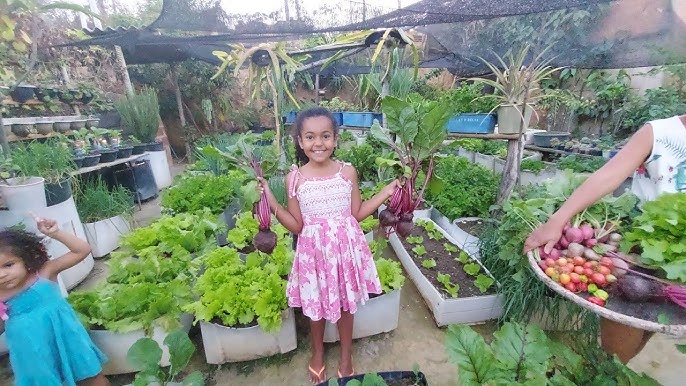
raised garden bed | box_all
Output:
[323,289,401,343]
[199,308,297,364]
[389,218,503,326]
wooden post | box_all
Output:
[0,114,10,155]
[170,64,191,161]
[315,73,320,104]
[115,46,134,95]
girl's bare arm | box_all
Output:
[259,172,304,234]
[35,218,92,281]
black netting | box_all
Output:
[63,0,686,73]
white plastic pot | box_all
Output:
[84,215,131,258]
[323,290,401,342]
[200,308,297,364]
[365,230,373,243]
[0,177,47,212]
[90,314,193,375]
[143,150,172,189]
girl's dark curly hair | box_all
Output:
[0,230,49,273]
[292,107,339,166]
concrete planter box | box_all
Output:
[90,313,193,375]
[519,162,558,186]
[494,157,506,174]
[323,290,401,342]
[365,230,374,243]
[473,153,495,171]
[83,215,131,258]
[200,308,297,364]
[413,206,433,219]
[389,218,503,326]
[456,147,475,162]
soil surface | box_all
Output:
[399,226,496,299]
[454,219,487,238]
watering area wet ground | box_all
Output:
[0,162,683,385]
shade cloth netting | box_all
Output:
[65,0,686,75]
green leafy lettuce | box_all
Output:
[161,171,245,215]
[623,192,686,282]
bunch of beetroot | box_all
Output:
[379,157,435,238]
[251,163,277,255]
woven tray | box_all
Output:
[527,251,686,336]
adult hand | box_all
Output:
[523,221,563,254]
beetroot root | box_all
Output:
[253,229,278,254]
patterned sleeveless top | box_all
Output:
[630,116,686,202]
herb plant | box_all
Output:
[10,139,75,184]
[76,177,133,223]
[520,159,546,174]
[116,87,161,143]
[424,156,499,220]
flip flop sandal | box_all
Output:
[337,367,355,378]
[308,364,326,384]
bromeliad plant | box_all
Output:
[371,95,453,237]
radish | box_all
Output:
[566,243,585,258]
[610,257,629,276]
[565,227,584,244]
[579,224,594,240]
[584,238,598,248]
[559,235,570,248]
[548,248,561,260]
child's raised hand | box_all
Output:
[30,212,59,236]
[257,177,279,208]
[382,179,402,199]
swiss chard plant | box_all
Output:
[126,329,204,386]
[371,94,453,237]
[446,322,658,386]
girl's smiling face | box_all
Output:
[298,116,337,164]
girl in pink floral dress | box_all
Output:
[258,107,398,384]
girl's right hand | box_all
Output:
[523,221,563,254]
[30,212,59,237]
[257,177,278,208]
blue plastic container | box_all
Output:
[331,112,343,126]
[342,112,382,127]
[445,113,496,134]
[284,111,297,124]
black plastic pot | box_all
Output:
[132,144,147,155]
[317,371,428,386]
[73,156,85,168]
[81,94,94,104]
[113,160,158,202]
[98,149,118,163]
[82,153,101,167]
[44,178,72,207]
[11,123,33,137]
[34,87,55,102]
[9,85,35,103]
[146,141,164,151]
[117,146,134,159]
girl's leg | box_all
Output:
[77,372,109,386]
[336,310,355,377]
[309,318,327,383]
[600,318,653,363]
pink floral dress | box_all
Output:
[286,161,381,323]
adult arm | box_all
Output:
[523,124,653,253]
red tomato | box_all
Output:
[599,256,614,267]
[577,282,588,292]
[587,296,605,307]
[583,261,594,269]
[574,266,585,275]
[565,282,577,292]
[573,256,586,266]
[598,266,612,276]
[583,268,595,277]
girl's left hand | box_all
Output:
[382,179,401,199]
[31,213,59,236]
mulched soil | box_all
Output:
[454,218,487,238]
[399,225,497,299]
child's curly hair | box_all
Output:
[0,230,49,273]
